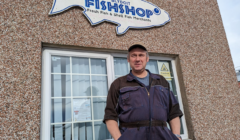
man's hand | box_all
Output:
[169,117,181,140]
[105,120,121,140]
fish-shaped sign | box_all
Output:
[49,0,170,35]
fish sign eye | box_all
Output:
[154,8,160,15]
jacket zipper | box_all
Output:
[145,80,153,140]
[133,76,153,140]
[145,87,150,97]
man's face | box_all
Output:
[127,48,149,72]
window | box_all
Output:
[41,49,188,140]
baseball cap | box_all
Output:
[128,44,147,52]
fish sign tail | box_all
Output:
[49,0,84,15]
[116,24,130,35]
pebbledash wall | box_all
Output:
[1,0,240,139]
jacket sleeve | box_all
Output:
[103,81,119,123]
[167,83,183,122]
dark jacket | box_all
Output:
[104,70,183,140]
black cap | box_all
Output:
[128,44,147,52]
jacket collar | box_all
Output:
[127,69,161,81]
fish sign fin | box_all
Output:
[84,12,105,25]
[116,24,130,35]
[49,0,84,15]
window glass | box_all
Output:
[72,75,91,96]
[50,56,110,140]
[51,75,71,97]
[51,56,70,73]
[50,124,72,140]
[158,61,184,134]
[146,60,158,74]
[91,59,107,74]
[51,98,72,123]
[91,76,108,96]
[72,57,89,74]
[74,122,93,140]
[94,121,111,140]
[93,97,107,120]
[114,58,129,78]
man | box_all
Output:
[103,44,183,140]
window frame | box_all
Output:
[41,49,113,140]
[41,49,189,140]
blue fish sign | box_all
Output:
[49,0,171,35]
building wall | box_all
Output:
[1,0,239,139]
